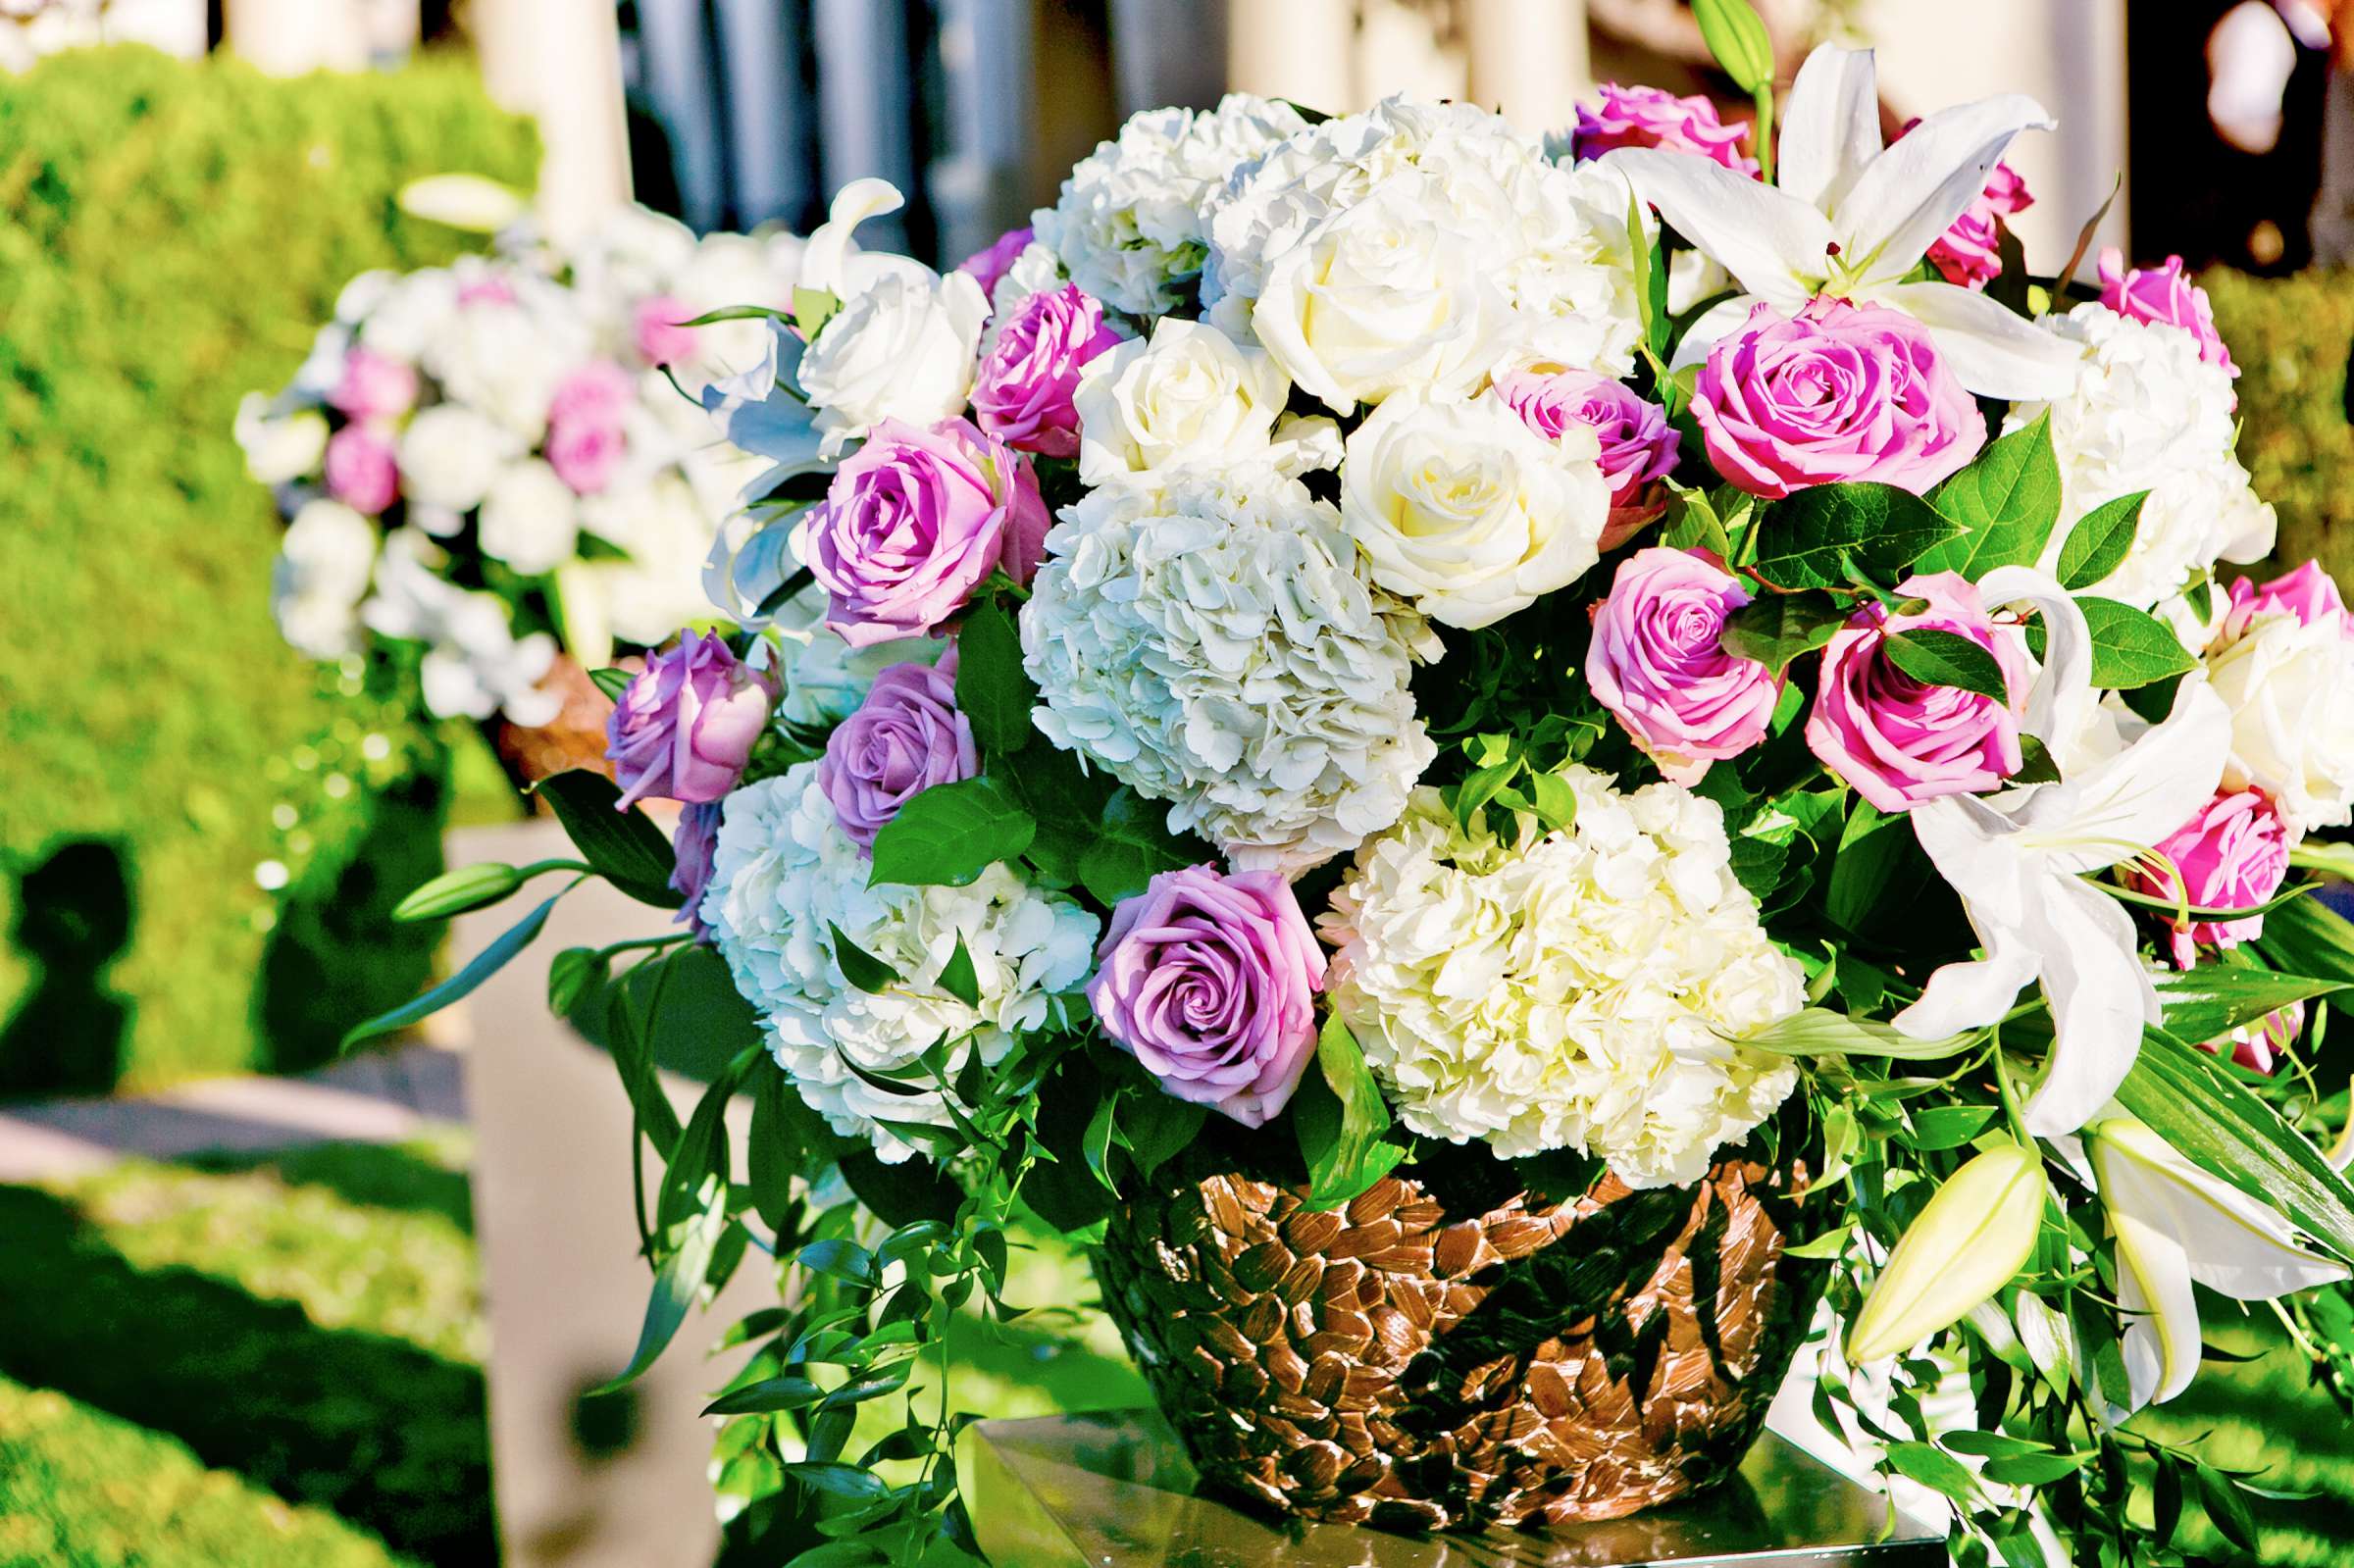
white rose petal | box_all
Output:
[478,458,581,576]
[1072,316,1290,485]
[2207,606,2354,833]
[797,268,988,454]
[396,404,521,513]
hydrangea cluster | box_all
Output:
[1318,773,1805,1188]
[699,765,1099,1163]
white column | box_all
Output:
[1464,0,1589,132]
[935,0,1037,262]
[223,0,369,75]
[474,0,635,248]
[1226,0,1354,115]
[814,0,918,255]
[714,0,814,228]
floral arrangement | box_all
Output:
[238,199,800,730]
[367,18,2354,1565]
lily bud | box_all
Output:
[1846,1141,2046,1364]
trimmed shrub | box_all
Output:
[2201,266,2354,587]
[0,47,537,1091]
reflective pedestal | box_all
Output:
[968,1410,1944,1567]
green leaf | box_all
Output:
[1453,759,1519,834]
[953,599,1033,758]
[1075,788,1197,906]
[1690,0,1774,91]
[1121,1087,1208,1177]
[534,769,683,907]
[829,923,899,994]
[937,936,980,1007]
[2253,894,2354,989]
[1981,1451,2091,1487]
[2077,596,2196,689]
[1883,1441,1982,1504]
[702,1374,825,1416]
[588,666,635,701]
[1940,1430,2054,1460]
[1082,1093,1118,1192]
[546,945,600,1015]
[1881,628,2011,701]
[1731,1007,1979,1061]
[1660,483,1734,558]
[1910,1103,1999,1150]
[594,1186,729,1391]
[867,775,1036,887]
[676,304,793,328]
[2053,490,2147,591]
[2196,1462,2261,1555]
[341,889,567,1050]
[1824,800,1939,937]
[1293,1015,1407,1209]
[1524,769,1578,834]
[2115,1027,2354,1263]
[1919,414,2062,579]
[2151,966,2343,1045]
[1749,482,1962,591]
[797,1239,882,1288]
[793,285,843,339]
[1718,591,1846,675]
[392,860,527,922]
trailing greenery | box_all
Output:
[0,46,536,1092]
[2201,267,2354,588]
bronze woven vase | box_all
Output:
[1091,1148,1824,1532]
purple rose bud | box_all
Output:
[1896,120,2031,292]
[324,423,400,514]
[1088,863,1326,1129]
[970,283,1121,458]
[1806,573,2032,813]
[1587,548,1778,784]
[669,799,724,941]
[2126,787,2290,967]
[798,417,1050,648]
[1570,83,1758,176]
[606,631,779,810]
[1491,367,1678,517]
[545,360,634,495]
[2098,249,2237,378]
[958,225,1035,299]
[819,659,978,849]
[329,346,420,422]
[633,294,700,369]
[1694,299,1985,500]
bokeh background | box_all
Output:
[2,2,2352,1564]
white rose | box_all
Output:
[271,498,379,660]
[1073,317,1289,484]
[397,404,521,513]
[235,393,329,484]
[478,458,580,575]
[424,287,586,440]
[1339,388,1609,629]
[357,268,461,363]
[1252,169,1514,411]
[797,268,988,455]
[2206,606,2354,833]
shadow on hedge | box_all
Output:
[0,1184,493,1566]
[0,838,134,1097]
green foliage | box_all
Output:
[0,47,537,1088]
[2201,267,2354,587]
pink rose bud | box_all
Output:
[633,294,700,369]
[1586,547,1778,784]
[1694,299,1986,499]
[1570,82,1758,176]
[958,225,1035,299]
[1088,863,1327,1129]
[668,799,724,942]
[1895,119,2032,292]
[2218,559,2353,643]
[970,282,1122,458]
[2126,788,2291,967]
[606,631,779,809]
[2098,249,2237,377]
[819,659,978,850]
[324,423,400,514]
[329,346,421,422]
[545,360,634,495]
[799,417,1049,647]
[1807,573,2032,813]
[1492,368,1678,544]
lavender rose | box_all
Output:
[818,658,978,849]
[607,631,779,809]
[545,360,634,495]
[330,346,420,422]
[1587,548,1777,784]
[2098,249,2236,378]
[1570,83,1757,175]
[1695,299,1984,499]
[970,282,1121,458]
[669,799,723,941]
[798,417,1049,647]
[1807,573,2030,813]
[1088,863,1326,1128]
[2125,788,2290,967]
[324,423,399,514]
[1492,367,1677,545]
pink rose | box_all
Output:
[1895,119,2032,291]
[970,283,1121,458]
[1694,299,1985,499]
[633,294,700,369]
[1492,368,1678,545]
[324,423,399,514]
[819,659,978,849]
[545,360,634,495]
[958,225,1034,299]
[1586,548,1777,784]
[2125,788,2290,967]
[606,631,779,809]
[2098,249,2236,378]
[2219,559,2352,640]
[329,346,420,422]
[1807,573,2031,813]
[798,417,1049,647]
[1570,83,1757,176]
[1088,863,1326,1129]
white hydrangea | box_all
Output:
[700,766,1100,1164]
[1032,93,1307,316]
[271,499,378,660]
[1021,467,1439,872]
[765,581,944,730]
[361,530,560,726]
[2010,305,2275,611]
[1319,773,1805,1189]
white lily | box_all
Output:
[2088,1117,2346,1409]
[1893,569,2230,1136]
[1600,44,2083,400]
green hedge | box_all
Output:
[0,47,537,1092]
[2202,267,2354,587]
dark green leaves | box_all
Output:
[2053,491,2146,590]
[1748,482,1962,591]
[867,776,1036,887]
[1293,1016,1407,1209]
[1690,0,1773,91]
[1718,590,1846,674]
[952,598,1032,757]
[829,923,899,994]
[536,768,683,907]
[1067,786,1200,907]
[2077,596,2197,688]
[1881,628,2011,701]
[341,889,569,1050]
[1919,414,2062,579]
[936,936,980,1007]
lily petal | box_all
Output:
[1895,794,2040,1038]
[1834,92,2054,286]
[2110,1204,2203,1408]
[1666,293,1764,372]
[2018,877,2156,1138]
[1879,280,2086,400]
[1599,148,1829,308]
[1778,46,1884,215]
[2011,680,2229,875]
[800,177,904,299]
[1977,565,2092,749]
[2092,1119,2347,1299]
